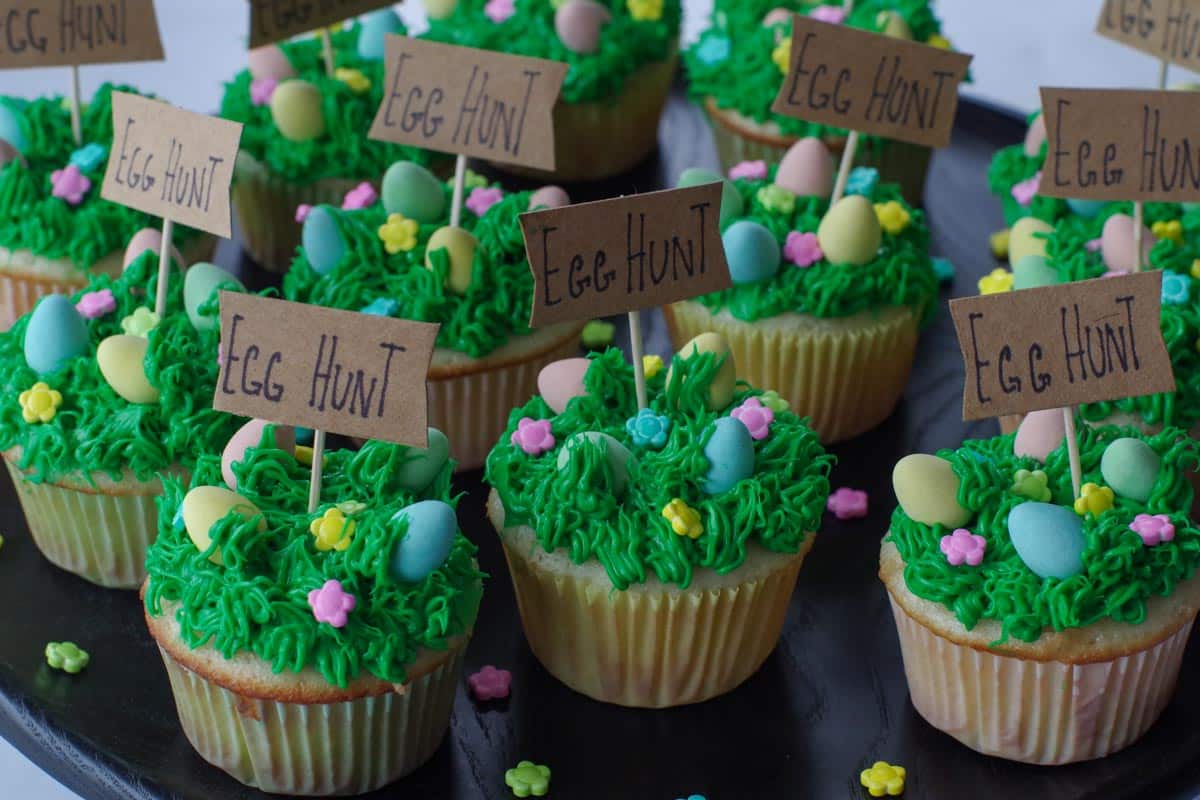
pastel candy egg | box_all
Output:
[775,137,834,197]
[269,80,326,142]
[302,206,345,275]
[1066,198,1106,218]
[0,137,25,169]
[761,7,791,27]
[0,103,26,153]
[1011,254,1059,290]
[1023,113,1046,157]
[555,0,612,55]
[357,9,403,60]
[395,428,450,493]
[424,226,477,294]
[1100,437,1161,503]
[184,262,245,332]
[556,432,632,494]
[382,161,446,222]
[1007,501,1085,579]
[667,332,736,411]
[1101,213,1155,272]
[817,195,881,266]
[892,454,971,527]
[24,295,88,375]
[701,416,755,494]
[97,335,159,404]
[1007,216,1053,265]
[390,500,458,582]
[723,220,780,285]
[877,10,913,39]
[182,485,264,565]
[529,185,570,210]
[222,419,296,490]
[423,0,458,20]
[247,45,296,81]
[123,227,183,271]
[677,167,743,226]
[538,358,590,414]
[1013,408,1066,462]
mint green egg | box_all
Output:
[677,167,742,226]
[1100,437,1160,503]
[184,262,245,332]
[1011,254,1059,290]
[382,161,446,223]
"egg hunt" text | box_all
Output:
[111,118,226,214]
[0,1,163,68]
[1096,0,1200,72]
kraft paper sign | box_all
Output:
[0,0,164,68]
[1096,0,1200,71]
[369,35,567,171]
[771,15,971,148]
[949,272,1175,421]
[101,91,243,238]
[522,184,731,327]
[214,293,439,447]
[1038,87,1200,202]
[248,0,395,48]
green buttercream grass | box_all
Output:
[0,253,239,483]
[144,436,484,688]
[887,426,1200,644]
[486,348,834,590]
[422,0,682,104]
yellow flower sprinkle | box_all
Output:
[1152,219,1183,244]
[926,33,951,50]
[990,229,1010,259]
[978,267,1013,295]
[121,307,160,337]
[1073,483,1115,517]
[627,0,663,21]
[662,498,703,539]
[874,201,911,235]
[860,761,906,797]
[378,213,419,254]
[309,507,355,552]
[771,38,791,75]
[19,382,62,424]
[642,354,664,379]
[334,67,371,94]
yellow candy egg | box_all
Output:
[424,0,458,19]
[877,10,913,39]
[181,486,265,565]
[817,195,882,266]
[892,454,971,527]
[666,332,737,411]
[269,80,326,142]
[425,225,477,294]
[96,335,159,404]
[1008,217,1054,266]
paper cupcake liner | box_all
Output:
[156,641,465,795]
[664,300,919,444]
[888,593,1194,764]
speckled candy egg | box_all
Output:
[877,10,912,39]
[0,137,25,169]
[302,206,345,275]
[555,0,612,55]
[556,432,633,494]
[1011,254,1059,290]
[1013,408,1065,462]
[395,428,451,493]
[270,80,326,142]
[425,226,477,293]
[185,262,245,332]
[1101,213,1155,272]
[538,358,590,413]
[723,220,780,285]
[775,137,834,197]
[667,332,736,411]
[1100,437,1161,503]
[892,454,971,527]
[97,334,159,404]
[1066,198,1106,218]
[382,160,446,222]
[677,167,743,226]
[222,419,296,490]
[701,416,755,494]
[24,295,88,375]
[357,9,403,60]
[182,485,264,564]
[247,45,296,81]
[390,500,458,582]
[424,0,458,20]
[529,185,570,211]
[817,195,881,266]
[123,227,182,271]
[1007,216,1053,265]
[0,103,27,153]
[1007,501,1085,579]
[1023,113,1046,158]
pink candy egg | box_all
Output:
[123,228,183,271]
[537,358,590,414]
[248,45,296,81]
[1014,408,1066,462]
[555,0,612,55]
[222,418,296,490]
[1100,213,1155,272]
[0,137,25,169]
[775,137,834,197]
[1023,113,1046,158]
[761,7,792,26]
[529,185,570,211]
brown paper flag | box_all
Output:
[1096,0,1200,72]
[0,0,164,68]
[248,0,395,48]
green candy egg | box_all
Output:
[676,167,742,226]
[556,432,633,494]
[382,161,446,223]
[269,80,326,142]
[1011,254,1059,291]
[1100,437,1161,503]
[395,428,451,493]
[184,262,245,332]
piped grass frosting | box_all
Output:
[985,116,1066,227]
[144,435,483,688]
[486,347,834,589]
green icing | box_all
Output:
[887,425,1200,644]
[422,0,682,104]
[485,348,833,590]
[0,253,241,483]
[144,435,484,688]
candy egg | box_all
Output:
[247,45,296,81]
[892,454,971,527]
[775,137,834,197]
[123,227,183,271]
[357,9,403,60]
[677,167,743,226]
[182,485,264,565]
[24,295,88,375]
[395,427,451,493]
[0,103,27,153]
[1011,254,1059,290]
[555,0,612,55]
[424,0,458,20]
[723,220,780,285]
[382,160,446,223]
[184,262,245,332]
[425,226,477,293]
[302,206,345,275]
[390,500,458,582]
[538,358,590,414]
[270,80,326,142]
[0,137,25,169]
[556,432,633,494]
[761,7,791,27]
[667,332,736,411]
[97,335,159,404]
[1100,213,1155,272]
[1100,437,1161,503]
[817,195,881,266]
[1007,501,1085,579]
[222,419,296,490]
[701,417,755,494]
[1007,216,1053,265]
[1066,198,1105,218]
[529,185,570,210]
[1013,408,1066,462]
[1023,113,1046,158]
[877,10,912,39]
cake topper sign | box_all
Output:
[0,0,164,68]
[1095,0,1200,71]
[247,0,396,48]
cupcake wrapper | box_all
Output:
[889,594,1195,764]
[664,301,919,444]
[157,642,465,796]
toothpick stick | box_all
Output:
[1062,407,1082,500]
[628,311,647,411]
[321,28,335,78]
[844,0,855,12]
[308,429,327,513]
[830,129,860,205]
[1133,200,1144,272]
[69,65,82,146]
[449,153,467,228]
[155,218,173,316]
[1158,57,1169,90]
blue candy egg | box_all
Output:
[0,102,27,153]
[24,295,88,375]
[302,206,345,275]
[676,167,743,226]
[389,500,457,583]
[1066,198,1106,218]
[1007,501,1085,580]
[295,427,314,445]
[357,9,403,60]
[701,416,754,495]
[723,220,780,285]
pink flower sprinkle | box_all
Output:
[783,231,823,268]
[467,665,513,700]
[809,5,847,24]
[250,77,278,106]
[484,0,515,23]
[729,160,768,180]
[51,164,90,205]
[511,417,555,455]
[76,288,116,319]
[295,204,313,223]
[466,186,503,217]
[730,397,774,440]
[826,487,868,520]
[342,182,377,210]
[1011,172,1041,206]
[1129,513,1175,546]
[307,579,357,628]
[217,343,225,367]
[940,528,987,566]
[1085,237,1103,252]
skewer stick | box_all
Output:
[1133,200,1144,272]
[308,429,327,513]
[449,153,467,228]
[1062,407,1082,500]
[830,129,860,205]
[155,218,173,316]
[629,311,647,411]
[321,28,335,78]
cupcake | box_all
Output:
[486,344,833,707]
[686,0,958,203]
[283,161,584,470]
[144,433,482,794]
[883,424,1200,763]
[421,0,681,180]
[663,139,938,443]
[0,249,245,587]
[0,85,213,328]
[222,14,441,271]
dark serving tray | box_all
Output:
[2,92,1200,800]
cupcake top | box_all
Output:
[0,85,201,270]
[421,0,682,104]
[144,430,482,688]
[486,342,834,590]
[686,0,954,143]
[887,423,1200,644]
[0,251,244,483]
